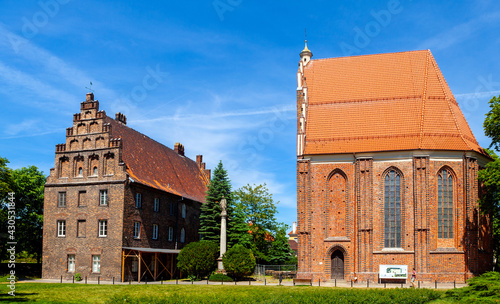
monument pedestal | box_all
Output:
[217,257,224,272]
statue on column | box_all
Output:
[218,196,227,272]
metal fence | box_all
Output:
[254,264,297,281]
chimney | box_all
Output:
[196,155,203,168]
[293,221,297,234]
[115,112,127,125]
[174,143,184,156]
[86,92,94,101]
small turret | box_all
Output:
[300,40,313,66]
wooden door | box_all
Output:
[331,250,344,279]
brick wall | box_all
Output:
[297,154,493,283]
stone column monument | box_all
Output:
[217,196,227,272]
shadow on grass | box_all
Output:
[0,292,37,302]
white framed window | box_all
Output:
[92,255,100,273]
[181,204,186,219]
[67,254,75,272]
[99,220,108,237]
[57,220,66,237]
[154,198,159,212]
[168,227,173,241]
[58,192,66,207]
[180,227,185,243]
[100,189,108,206]
[152,224,158,240]
[134,222,141,239]
[135,193,142,208]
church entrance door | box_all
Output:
[331,250,344,279]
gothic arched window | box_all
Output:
[384,170,401,248]
[438,169,453,238]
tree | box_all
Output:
[479,94,500,269]
[0,161,45,263]
[177,241,219,279]
[223,244,256,279]
[0,157,12,261]
[234,184,294,265]
[199,161,230,243]
[267,224,294,265]
[484,95,500,151]
[234,184,278,231]
[198,161,247,247]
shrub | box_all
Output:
[74,273,82,281]
[444,271,500,303]
[223,244,256,279]
[209,273,233,282]
[177,241,219,280]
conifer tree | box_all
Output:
[199,161,233,244]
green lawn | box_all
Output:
[2,283,448,304]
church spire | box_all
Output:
[300,31,312,66]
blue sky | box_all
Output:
[0,0,499,229]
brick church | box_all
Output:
[296,44,493,282]
[42,93,211,282]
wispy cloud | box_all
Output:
[418,11,500,50]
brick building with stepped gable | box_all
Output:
[296,43,493,283]
[42,93,211,282]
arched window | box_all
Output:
[93,166,98,176]
[438,169,453,238]
[384,170,401,248]
[78,167,83,176]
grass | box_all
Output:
[2,283,445,303]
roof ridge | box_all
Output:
[310,49,430,62]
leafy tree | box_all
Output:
[267,224,294,265]
[12,166,45,262]
[199,161,247,247]
[234,184,294,265]
[0,157,11,197]
[479,94,500,269]
[234,184,278,231]
[0,157,12,261]
[177,241,219,279]
[484,95,500,151]
[223,244,256,279]
[0,162,45,263]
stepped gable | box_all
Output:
[303,50,486,156]
[105,117,209,203]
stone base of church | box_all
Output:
[297,271,473,283]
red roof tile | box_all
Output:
[106,117,209,203]
[302,50,486,156]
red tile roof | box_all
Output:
[303,50,486,156]
[288,239,298,251]
[106,117,209,203]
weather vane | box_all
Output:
[85,81,94,93]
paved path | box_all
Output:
[20,278,466,290]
